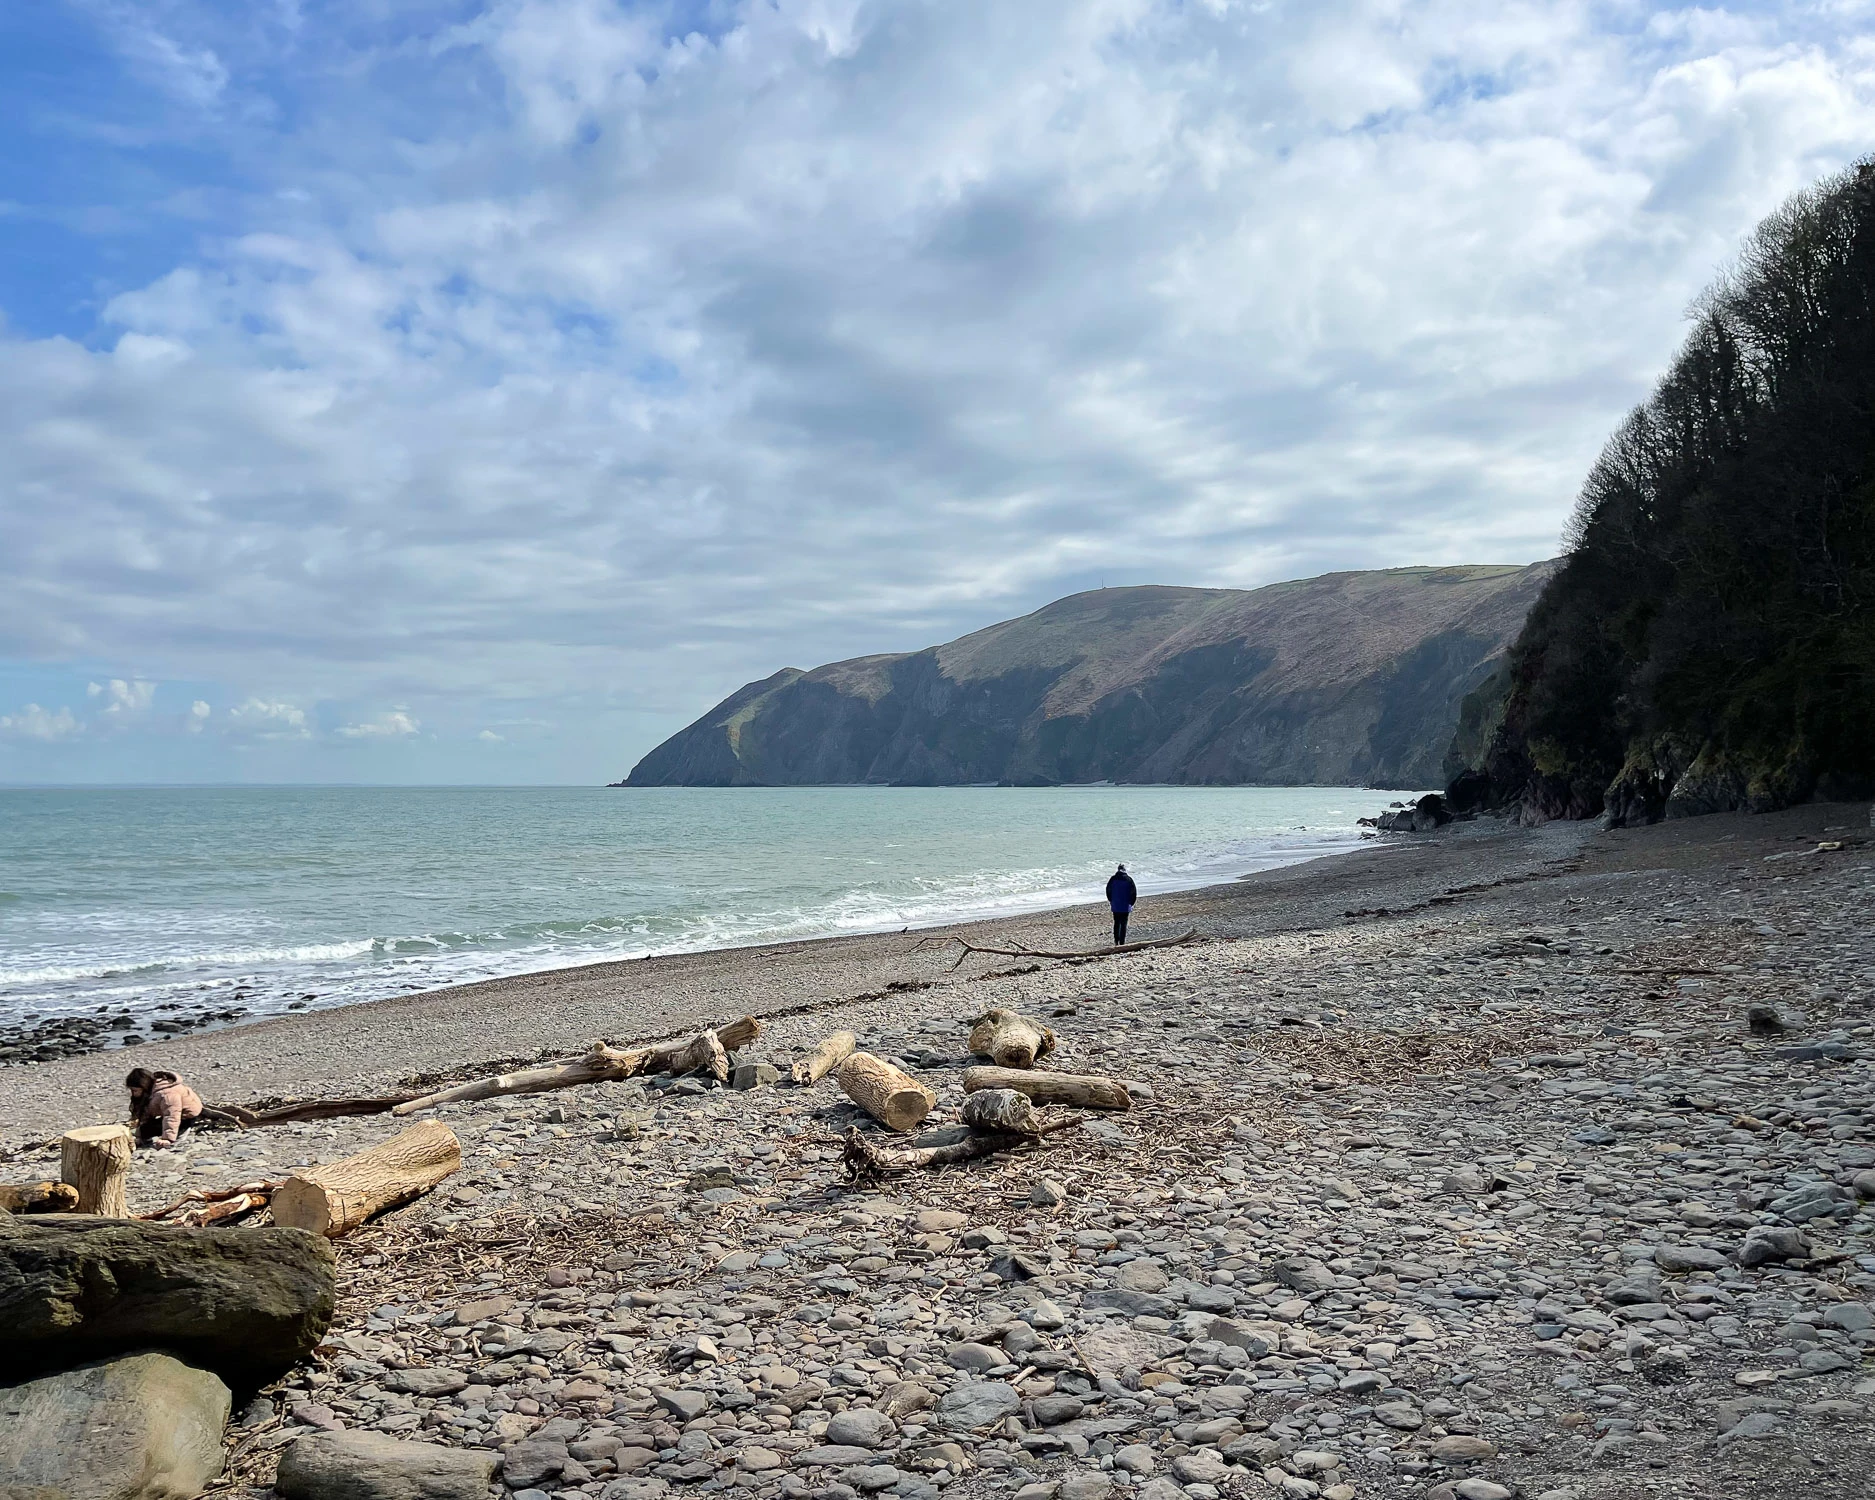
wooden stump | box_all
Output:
[962,1065,1132,1111]
[967,1008,1057,1069]
[791,1030,857,1086]
[61,1126,133,1216]
[836,1053,936,1132]
[271,1121,461,1238]
[960,1088,1041,1136]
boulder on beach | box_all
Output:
[0,1214,336,1387]
[0,1350,231,1500]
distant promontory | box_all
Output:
[620,563,1555,789]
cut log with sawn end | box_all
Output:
[967,1008,1057,1069]
[271,1121,461,1238]
[962,1065,1132,1110]
[836,1052,936,1132]
[960,1088,1042,1137]
[61,1125,133,1217]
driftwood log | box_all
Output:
[138,1180,279,1227]
[836,1052,936,1132]
[791,1030,857,1086]
[967,1008,1056,1068]
[925,928,1198,970]
[0,1182,80,1214]
[843,1115,1083,1179]
[962,1065,1133,1111]
[211,1097,416,1128]
[392,1016,757,1117]
[272,1121,461,1238]
[960,1087,1042,1136]
[61,1125,133,1216]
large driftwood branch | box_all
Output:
[390,1016,757,1117]
[209,1098,417,1128]
[137,1179,281,1224]
[921,928,1198,971]
[842,1115,1083,1180]
[962,1065,1133,1110]
[272,1121,461,1238]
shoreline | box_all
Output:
[0,813,1578,1148]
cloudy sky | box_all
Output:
[1,1,1871,784]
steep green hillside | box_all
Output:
[623,564,1553,787]
[1453,160,1875,824]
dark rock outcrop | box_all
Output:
[624,564,1553,788]
[0,1214,336,1387]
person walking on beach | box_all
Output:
[1106,863,1138,946]
[125,1067,202,1149]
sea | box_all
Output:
[0,784,1401,1040]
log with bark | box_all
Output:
[967,1008,1057,1069]
[962,1065,1133,1110]
[960,1088,1042,1136]
[391,1016,757,1116]
[790,1030,857,1086]
[836,1052,936,1132]
[842,1114,1083,1180]
[0,1181,80,1214]
[271,1121,461,1238]
[921,928,1198,970]
[210,1097,416,1128]
[61,1125,133,1216]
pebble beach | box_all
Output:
[5,804,1874,1500]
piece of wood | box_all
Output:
[715,1015,763,1053]
[0,1182,80,1214]
[836,1052,936,1132]
[210,1097,415,1127]
[967,1008,1057,1068]
[962,1065,1133,1111]
[842,1116,1082,1180]
[960,1088,1041,1136]
[392,1043,646,1117]
[921,928,1198,970]
[390,1015,755,1116]
[791,1030,857,1086]
[138,1180,280,1223]
[644,1029,729,1083]
[271,1121,461,1238]
[60,1125,133,1216]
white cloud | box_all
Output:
[226,698,309,738]
[187,699,211,732]
[0,704,82,741]
[3,2,1875,778]
[477,729,505,743]
[337,711,421,740]
[87,678,157,716]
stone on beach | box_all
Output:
[0,1352,230,1500]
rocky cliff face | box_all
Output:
[623,564,1555,788]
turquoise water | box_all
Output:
[0,785,1395,1033]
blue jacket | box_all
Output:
[1106,871,1137,913]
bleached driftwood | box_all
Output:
[921,928,1198,971]
[967,1008,1057,1068]
[62,1125,133,1216]
[791,1030,858,1086]
[138,1179,280,1227]
[272,1121,461,1238]
[836,1052,936,1132]
[842,1115,1083,1180]
[0,1181,80,1214]
[960,1087,1042,1136]
[391,1016,758,1117]
[962,1065,1133,1110]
